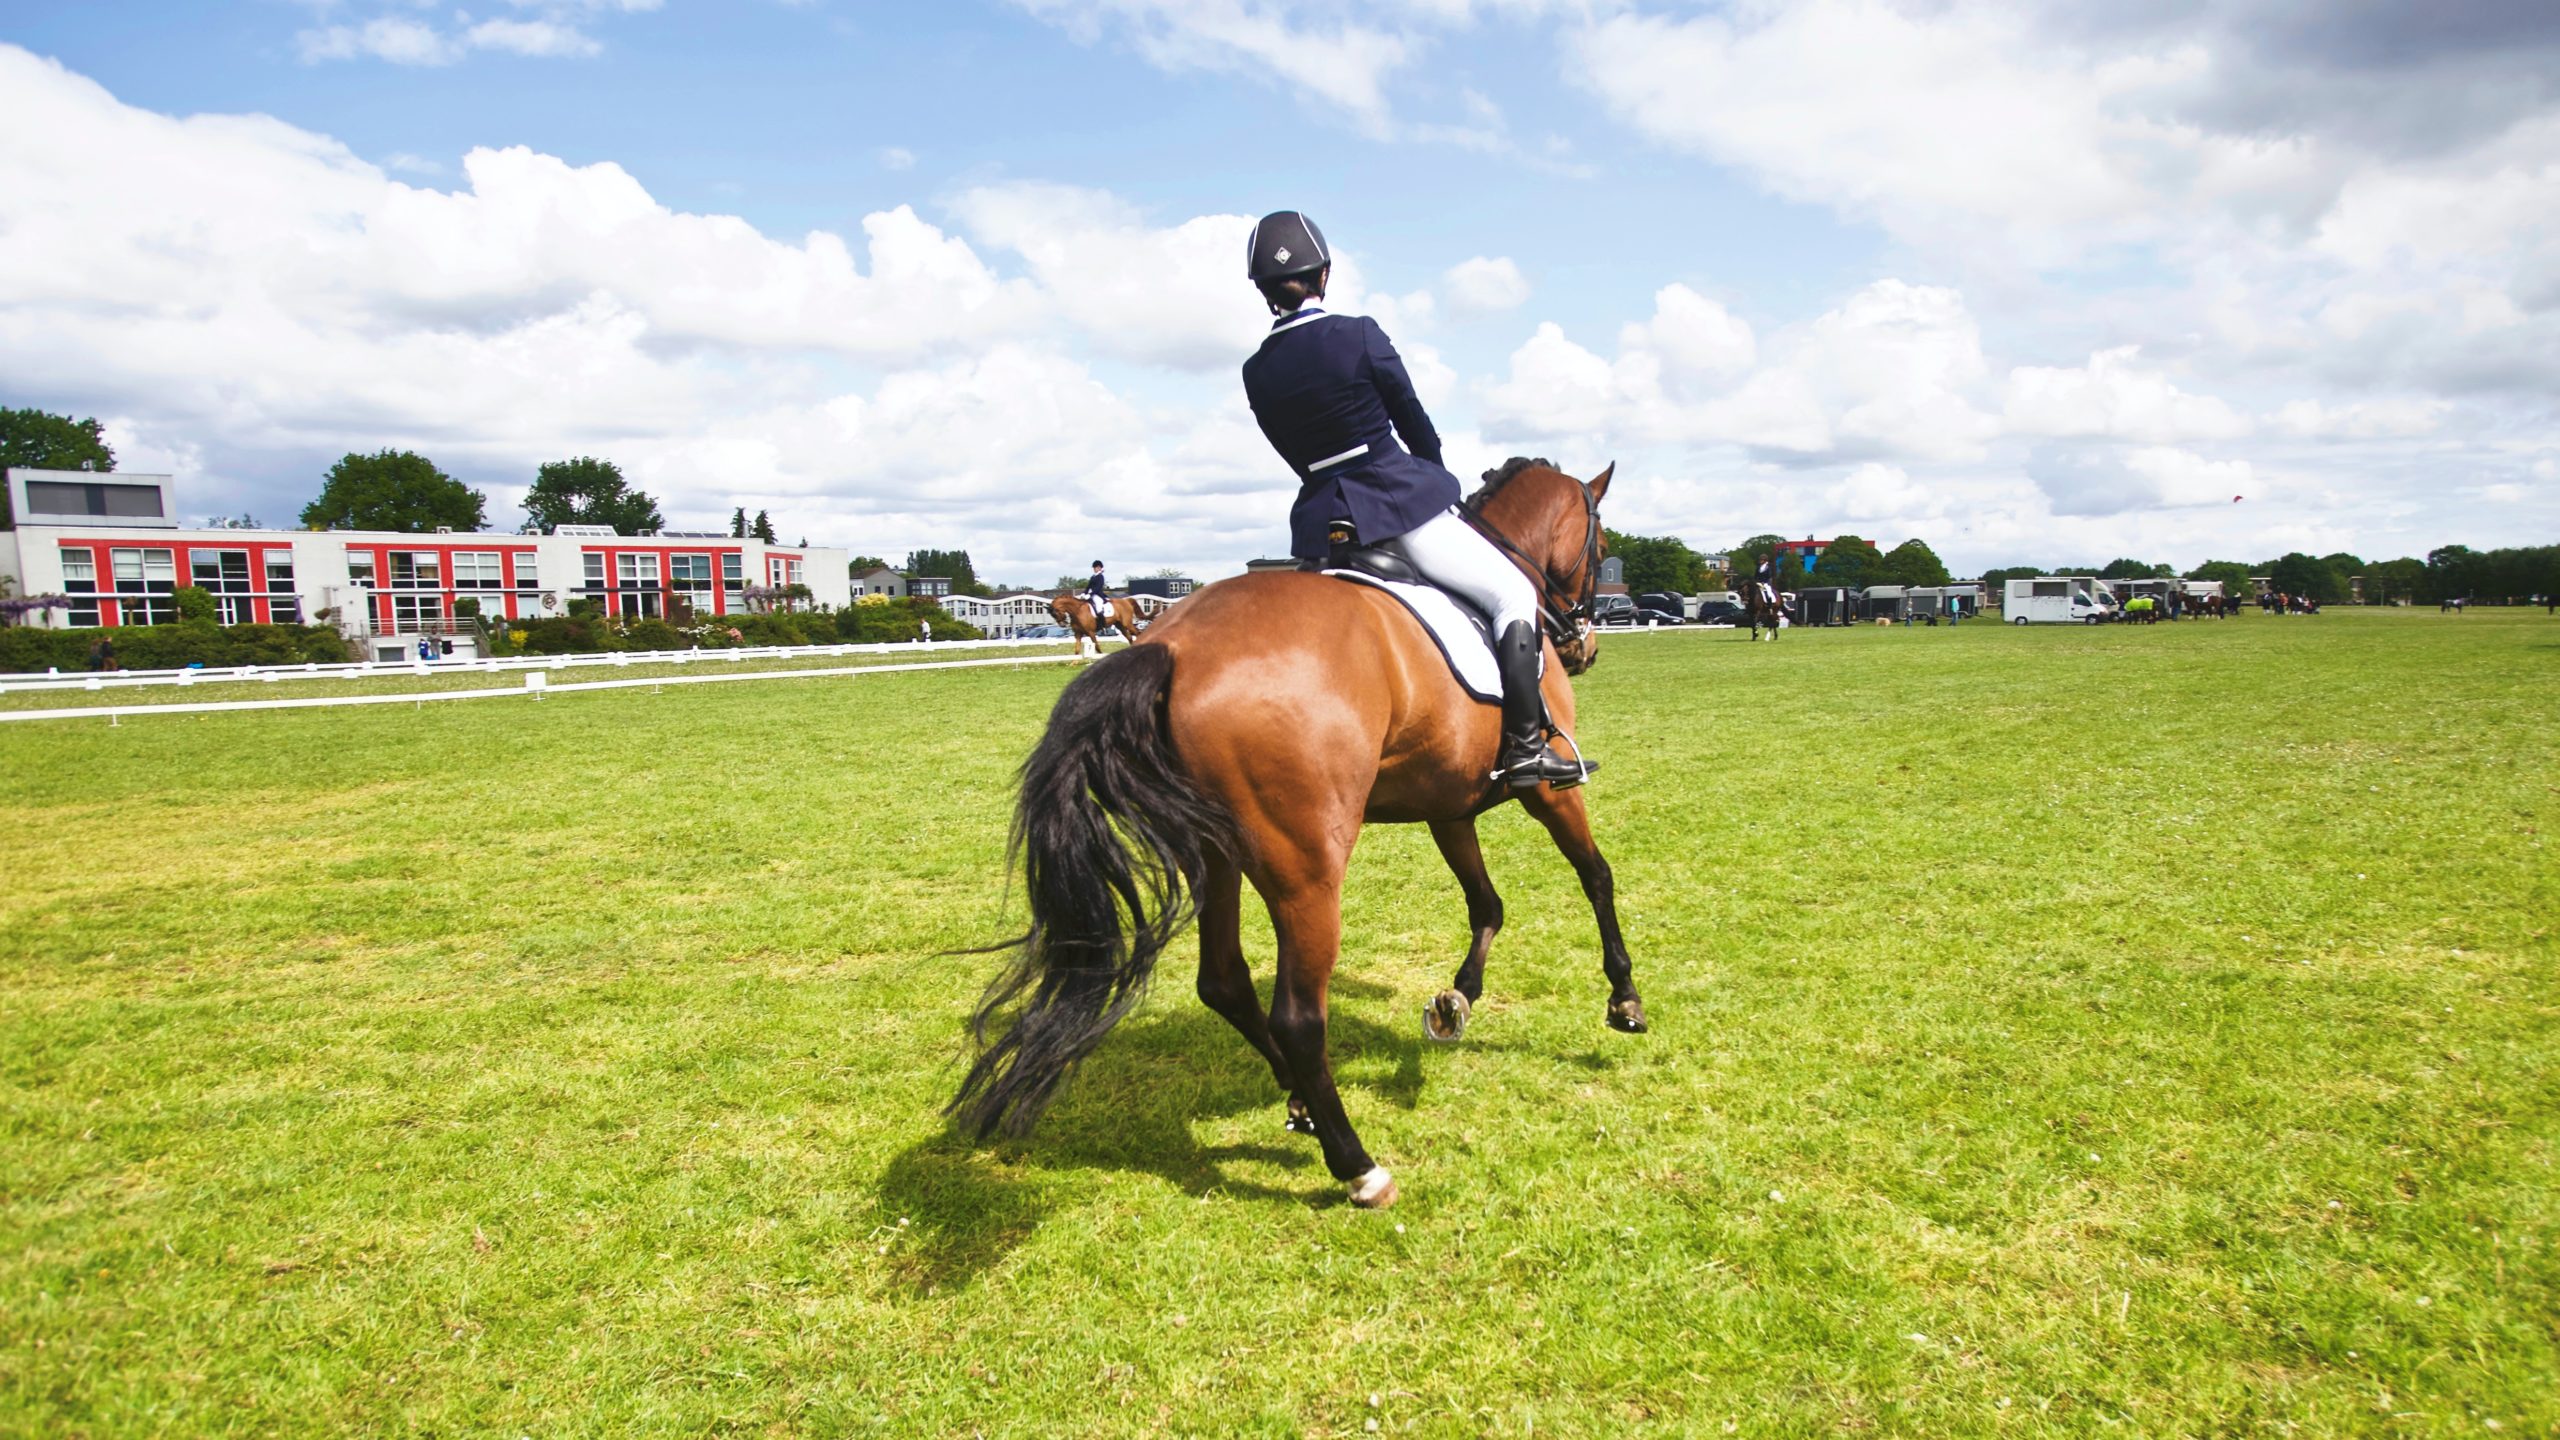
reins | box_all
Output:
[1462,469,1601,652]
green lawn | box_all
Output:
[2,609,2552,1437]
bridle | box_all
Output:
[1462,473,1602,655]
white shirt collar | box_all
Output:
[1264,304,1329,342]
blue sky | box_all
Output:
[2,1,2554,582]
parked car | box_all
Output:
[1016,624,1071,638]
[1632,592,1687,625]
[1691,599,1748,627]
[1592,594,1639,627]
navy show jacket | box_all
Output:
[1242,306,1464,561]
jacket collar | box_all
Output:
[1263,305,1328,342]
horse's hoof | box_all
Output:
[1348,1167,1398,1209]
[1607,997,1649,1034]
[1422,989,1472,1043]
[1285,1097,1316,1135]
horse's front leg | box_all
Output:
[1422,817,1503,1042]
[1519,783,1646,1034]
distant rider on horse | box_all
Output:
[1754,551,1780,610]
[1084,560,1110,618]
[1239,210,1589,790]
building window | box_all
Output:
[670,553,714,611]
[767,556,803,587]
[191,549,257,624]
[348,553,376,588]
[23,479,165,519]
[513,552,539,589]
[391,593,443,629]
[453,551,504,590]
[616,553,661,618]
[112,547,178,625]
[266,553,301,623]
[60,547,100,627]
[721,552,743,599]
[388,551,442,588]
[582,553,606,599]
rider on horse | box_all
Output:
[1084,560,1110,618]
[1240,210,1590,791]
[1754,551,1780,610]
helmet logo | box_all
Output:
[1274,246,1291,264]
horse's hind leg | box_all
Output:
[1423,818,1503,1041]
[1259,865,1393,1207]
[1519,783,1646,1034]
[1194,856,1297,1113]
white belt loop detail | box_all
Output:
[1310,443,1370,473]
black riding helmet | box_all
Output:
[1246,210,1329,283]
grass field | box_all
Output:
[3,609,2553,1437]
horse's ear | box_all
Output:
[1587,462,1615,502]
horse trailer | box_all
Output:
[2005,576,2118,623]
[1797,586,1856,626]
[1861,585,1909,621]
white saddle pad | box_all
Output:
[1324,570,1499,704]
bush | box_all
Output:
[623,618,685,652]
[173,586,217,624]
[453,596,482,619]
[0,622,353,673]
[837,597,979,643]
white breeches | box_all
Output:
[1381,507,1541,638]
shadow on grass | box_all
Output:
[874,1000,1425,1293]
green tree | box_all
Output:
[729,507,747,539]
[2267,552,2344,604]
[845,555,891,577]
[1730,534,1793,586]
[2098,556,2171,580]
[1981,565,2044,589]
[1879,538,1952,587]
[301,449,485,533]
[751,510,778,544]
[1,406,118,528]
[2424,544,2480,601]
[522,456,662,536]
[905,548,991,597]
[2183,560,2255,600]
[2366,557,2426,605]
[1809,534,1883,588]
[1602,530,1708,594]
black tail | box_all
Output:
[949,643,1233,1139]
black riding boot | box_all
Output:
[1491,621,1594,790]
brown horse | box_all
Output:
[954,458,1640,1210]
[1746,578,1785,640]
[1049,591,1147,657]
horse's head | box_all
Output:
[1047,594,1073,625]
[1467,457,1613,676]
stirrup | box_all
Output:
[1493,737,1597,791]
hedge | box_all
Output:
[0,622,356,674]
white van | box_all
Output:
[2005,576,2118,624]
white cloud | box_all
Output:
[2267,397,2449,440]
[1619,284,1754,383]
[299,18,460,67]
[2005,347,2251,443]
[2029,444,2253,518]
[464,20,604,59]
[1442,256,1529,314]
[879,146,917,171]
[1009,0,1413,132]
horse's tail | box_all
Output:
[949,642,1232,1139]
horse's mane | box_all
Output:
[1465,456,1556,512]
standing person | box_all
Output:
[87,637,113,672]
[1240,210,1588,788]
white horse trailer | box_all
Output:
[2005,576,2117,624]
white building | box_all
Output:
[4,469,851,658]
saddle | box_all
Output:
[1305,522,1500,703]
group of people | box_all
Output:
[2258,591,2321,615]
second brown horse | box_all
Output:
[955,459,1644,1209]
